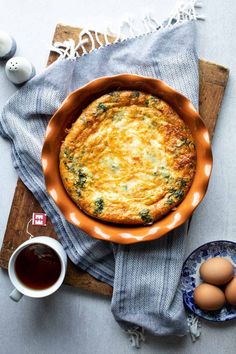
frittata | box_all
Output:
[59,90,196,225]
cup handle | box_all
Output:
[9,288,23,302]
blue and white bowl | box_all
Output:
[181,240,236,321]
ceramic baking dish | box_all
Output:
[42,74,212,244]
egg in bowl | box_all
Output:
[59,90,196,225]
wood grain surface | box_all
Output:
[0,23,229,297]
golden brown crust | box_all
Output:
[59,90,196,225]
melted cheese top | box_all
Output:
[59,91,196,224]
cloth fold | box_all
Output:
[0,15,198,339]
[111,225,189,336]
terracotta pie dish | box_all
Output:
[42,74,212,244]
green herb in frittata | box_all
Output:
[97,103,108,112]
[74,168,87,189]
[161,167,170,179]
[109,91,120,101]
[63,148,70,158]
[172,189,184,199]
[176,138,193,147]
[145,98,150,107]
[166,198,175,205]
[64,161,74,172]
[178,178,187,188]
[139,209,153,224]
[153,170,159,176]
[131,91,140,98]
[94,197,104,215]
[165,187,185,206]
[145,96,158,107]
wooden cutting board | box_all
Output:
[0,24,229,297]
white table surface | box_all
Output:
[1,0,236,353]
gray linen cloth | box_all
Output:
[0,19,198,339]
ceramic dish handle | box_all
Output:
[9,288,23,302]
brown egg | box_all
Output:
[225,277,236,305]
[199,257,234,285]
[193,283,225,311]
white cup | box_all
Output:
[8,236,67,302]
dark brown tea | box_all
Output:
[14,244,61,290]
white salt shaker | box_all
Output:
[5,57,36,85]
[0,30,17,59]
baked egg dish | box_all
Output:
[59,90,196,225]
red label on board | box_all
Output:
[32,213,47,226]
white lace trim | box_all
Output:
[50,0,204,60]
